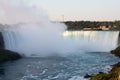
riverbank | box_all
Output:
[91,46,120,80]
[91,62,120,80]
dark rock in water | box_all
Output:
[0,30,21,63]
[98,72,104,74]
[0,48,22,63]
[118,32,120,45]
[84,73,93,78]
[111,46,120,57]
[0,32,4,49]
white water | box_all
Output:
[1,23,71,57]
[1,29,119,56]
[63,31,119,52]
[0,0,72,56]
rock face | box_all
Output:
[84,74,93,78]
[118,32,120,45]
[0,32,4,48]
[0,31,21,63]
[111,46,120,57]
[0,48,22,63]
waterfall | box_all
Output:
[0,28,119,56]
[63,31,119,52]
[1,24,69,56]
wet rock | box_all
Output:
[111,46,120,57]
[0,48,22,63]
[0,30,21,63]
[84,73,92,78]
[0,32,4,48]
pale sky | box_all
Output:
[1,0,120,21]
[29,0,120,21]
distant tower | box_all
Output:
[61,15,64,22]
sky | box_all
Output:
[28,0,120,21]
[0,0,120,22]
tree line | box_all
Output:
[64,21,120,30]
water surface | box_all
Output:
[0,52,119,80]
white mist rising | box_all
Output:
[0,0,49,24]
[0,0,119,57]
[0,0,78,56]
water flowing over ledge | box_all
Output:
[63,31,119,52]
[0,26,120,57]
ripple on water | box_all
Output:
[1,52,120,80]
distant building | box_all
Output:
[100,25,111,30]
[83,25,111,30]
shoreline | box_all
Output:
[89,46,120,80]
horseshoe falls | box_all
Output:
[63,31,119,52]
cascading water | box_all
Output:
[0,0,72,56]
[1,23,69,57]
[63,31,119,52]
[0,29,119,56]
